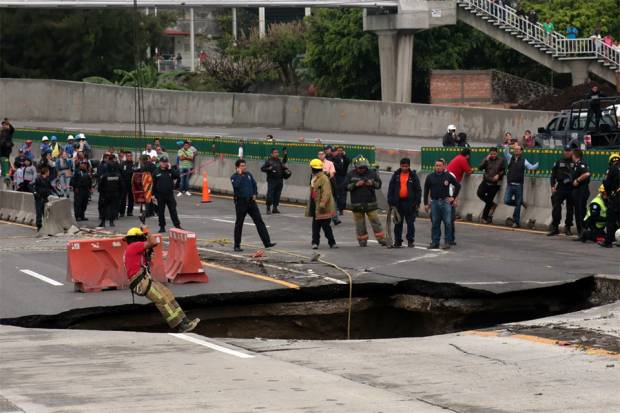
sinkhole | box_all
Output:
[2,276,619,340]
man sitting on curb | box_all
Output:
[124,226,199,333]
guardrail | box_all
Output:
[458,0,619,71]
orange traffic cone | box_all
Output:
[201,172,211,203]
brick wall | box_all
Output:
[430,70,554,105]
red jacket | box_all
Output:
[447,154,473,183]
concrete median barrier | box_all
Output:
[0,190,36,225]
[39,197,76,236]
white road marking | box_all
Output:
[169,333,255,358]
[459,280,577,286]
[364,253,439,271]
[210,218,270,228]
[19,269,63,286]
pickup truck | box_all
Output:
[535,96,620,149]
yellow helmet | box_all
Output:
[599,184,606,194]
[309,158,323,169]
[126,227,145,237]
[610,153,620,163]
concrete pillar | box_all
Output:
[259,7,266,39]
[232,8,238,40]
[190,8,195,72]
[376,31,398,102]
[616,72,620,93]
[395,33,414,103]
[305,7,312,17]
[569,60,589,86]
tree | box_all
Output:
[0,9,174,80]
[202,55,275,93]
[304,9,380,100]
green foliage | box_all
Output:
[518,0,620,37]
[202,55,275,93]
[304,9,380,100]
[0,9,174,80]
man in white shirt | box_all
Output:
[142,143,158,159]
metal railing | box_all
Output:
[458,0,619,71]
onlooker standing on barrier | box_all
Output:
[70,161,92,222]
[153,156,181,233]
[40,136,50,155]
[17,158,36,192]
[571,149,591,237]
[424,159,460,249]
[346,156,387,247]
[142,143,158,160]
[261,148,289,214]
[332,146,351,216]
[177,141,195,197]
[548,146,575,236]
[0,118,15,177]
[33,166,52,231]
[97,156,122,228]
[64,135,75,158]
[443,125,458,147]
[119,151,134,217]
[55,151,73,198]
[504,144,539,228]
[124,227,199,333]
[477,147,506,224]
[601,153,620,248]
[307,159,338,249]
[387,157,421,248]
[446,148,474,244]
[231,159,276,252]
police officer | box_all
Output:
[152,156,181,233]
[97,156,122,228]
[570,149,591,237]
[548,146,575,236]
[33,166,52,232]
[70,161,92,222]
[119,151,135,217]
[331,146,351,216]
[600,153,620,248]
[581,185,608,243]
[231,159,276,252]
[261,148,288,214]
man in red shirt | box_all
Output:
[124,227,199,333]
[446,148,474,245]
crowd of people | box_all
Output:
[0,120,199,233]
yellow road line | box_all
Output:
[468,330,620,360]
[0,220,36,229]
[200,260,300,290]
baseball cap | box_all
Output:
[160,156,169,162]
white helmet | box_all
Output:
[67,135,74,141]
[447,125,456,132]
[77,133,85,140]
[615,228,620,243]
[41,136,49,141]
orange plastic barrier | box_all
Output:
[201,172,211,203]
[165,228,209,284]
[67,235,166,292]
[67,237,127,292]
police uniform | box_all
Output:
[571,158,590,235]
[260,153,288,214]
[230,170,273,251]
[549,154,575,234]
[153,160,181,232]
[119,158,135,217]
[70,166,92,221]
[98,164,122,227]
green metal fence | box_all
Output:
[13,129,375,164]
[421,147,613,180]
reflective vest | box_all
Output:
[584,195,607,229]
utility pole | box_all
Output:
[232,8,238,40]
[305,7,311,17]
[190,7,195,72]
[259,7,266,39]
